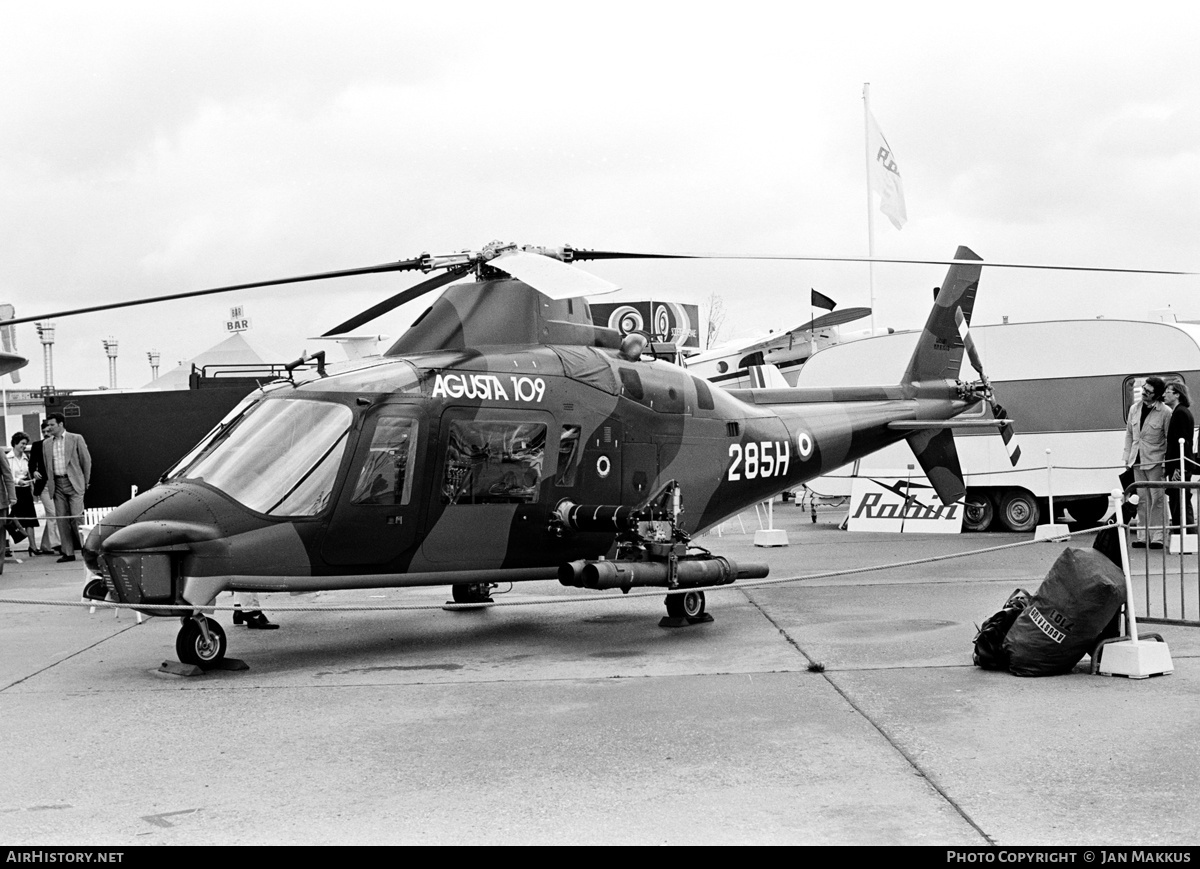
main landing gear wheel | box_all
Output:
[666,590,706,619]
[660,590,713,627]
[451,583,495,605]
[176,616,227,670]
[962,492,995,532]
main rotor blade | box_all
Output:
[321,267,469,336]
[2,258,429,327]
[572,249,1195,275]
[492,250,620,299]
[568,249,701,262]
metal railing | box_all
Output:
[1123,478,1200,626]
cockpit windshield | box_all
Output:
[169,397,353,516]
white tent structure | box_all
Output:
[140,333,280,391]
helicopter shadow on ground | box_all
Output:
[91,585,806,688]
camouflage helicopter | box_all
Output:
[3,242,1066,669]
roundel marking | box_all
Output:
[596,455,612,478]
[797,431,815,460]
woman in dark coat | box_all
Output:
[8,432,39,555]
[1163,380,1196,533]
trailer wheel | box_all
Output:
[962,492,995,532]
[998,489,1040,533]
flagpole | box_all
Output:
[863,82,876,335]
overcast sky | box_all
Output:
[2,1,1197,390]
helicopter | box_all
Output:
[1,241,1106,670]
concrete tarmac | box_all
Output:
[1,508,1197,846]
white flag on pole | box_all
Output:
[866,110,907,230]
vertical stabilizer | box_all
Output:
[901,246,982,385]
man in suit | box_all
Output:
[29,420,61,554]
[1124,376,1172,548]
[42,412,91,563]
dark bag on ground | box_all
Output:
[972,588,1032,670]
[1002,546,1127,677]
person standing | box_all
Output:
[1163,380,1196,534]
[1124,376,1171,548]
[0,446,14,574]
[30,421,61,555]
[10,433,41,555]
[233,592,279,630]
[42,412,92,563]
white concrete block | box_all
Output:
[753,529,789,547]
[1098,640,1174,679]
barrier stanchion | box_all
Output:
[1097,488,1174,678]
[1169,438,1197,554]
[1034,448,1069,541]
[754,496,788,547]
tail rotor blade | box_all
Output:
[954,306,986,378]
[992,401,1022,466]
[955,305,1021,466]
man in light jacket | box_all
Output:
[42,412,92,563]
[1124,376,1172,548]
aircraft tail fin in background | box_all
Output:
[900,246,983,386]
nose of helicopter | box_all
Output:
[84,484,227,557]
[82,483,253,606]
[83,481,313,609]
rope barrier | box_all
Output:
[825,457,1198,481]
[0,523,1106,616]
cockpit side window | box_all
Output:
[555,425,582,486]
[351,417,418,506]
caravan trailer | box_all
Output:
[790,318,1200,532]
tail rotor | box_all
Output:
[955,306,1021,466]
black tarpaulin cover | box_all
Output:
[1002,547,1127,677]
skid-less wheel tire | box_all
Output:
[176,617,227,670]
[998,489,1040,533]
[665,590,706,619]
[452,583,493,604]
[962,492,995,532]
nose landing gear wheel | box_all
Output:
[660,590,713,627]
[176,616,227,670]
